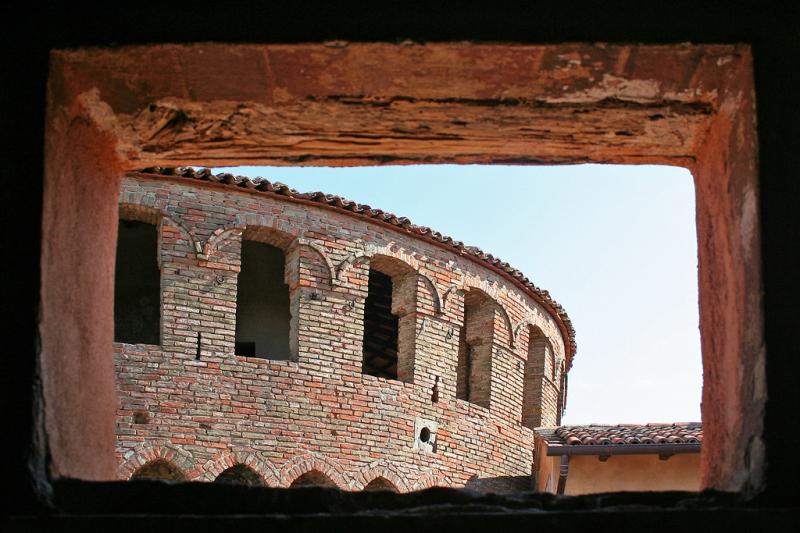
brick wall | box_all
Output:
[114,174,568,492]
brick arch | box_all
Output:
[412,468,451,491]
[494,302,514,348]
[515,315,566,361]
[514,317,548,352]
[336,250,441,313]
[461,284,514,348]
[364,243,421,270]
[196,449,280,486]
[353,461,410,493]
[524,324,554,373]
[279,453,350,489]
[118,193,201,255]
[118,443,199,481]
[241,224,297,251]
[297,240,335,286]
[335,244,421,285]
[334,250,370,284]
[441,285,464,315]
[416,272,442,315]
[368,253,418,279]
[202,224,245,258]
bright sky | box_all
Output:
[215,164,702,425]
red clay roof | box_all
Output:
[537,423,702,447]
[133,166,577,369]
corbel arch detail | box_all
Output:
[441,285,464,315]
[417,272,442,315]
[297,239,335,286]
[495,301,514,348]
[202,224,245,259]
[335,250,371,284]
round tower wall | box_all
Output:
[114,173,568,492]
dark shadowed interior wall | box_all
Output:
[114,220,160,345]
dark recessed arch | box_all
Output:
[214,464,265,486]
[363,477,399,492]
[289,470,336,488]
[130,459,186,482]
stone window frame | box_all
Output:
[39,42,761,501]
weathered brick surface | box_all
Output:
[114,174,568,491]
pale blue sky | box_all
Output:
[215,164,701,425]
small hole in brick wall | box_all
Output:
[419,427,431,443]
[133,410,149,424]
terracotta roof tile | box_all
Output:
[537,423,703,447]
[134,166,578,369]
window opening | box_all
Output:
[522,326,555,429]
[456,289,495,408]
[114,219,160,345]
[362,268,400,379]
[235,240,291,359]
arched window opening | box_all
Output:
[289,470,336,488]
[114,215,160,345]
[130,459,185,482]
[361,255,417,381]
[214,464,264,486]
[364,477,399,492]
[456,289,495,408]
[522,326,556,429]
[235,230,291,360]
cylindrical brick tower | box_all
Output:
[113,167,575,492]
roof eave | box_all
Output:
[545,443,701,456]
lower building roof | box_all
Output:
[536,423,702,456]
